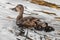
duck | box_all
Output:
[15,4,46,37]
[15,4,42,30]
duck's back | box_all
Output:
[16,16,40,28]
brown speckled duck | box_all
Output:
[15,4,42,29]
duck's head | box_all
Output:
[15,4,24,13]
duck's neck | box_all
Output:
[16,11,23,21]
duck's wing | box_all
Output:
[16,17,40,28]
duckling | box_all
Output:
[34,22,55,32]
[44,23,55,32]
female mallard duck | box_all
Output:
[15,4,44,37]
[15,4,42,29]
